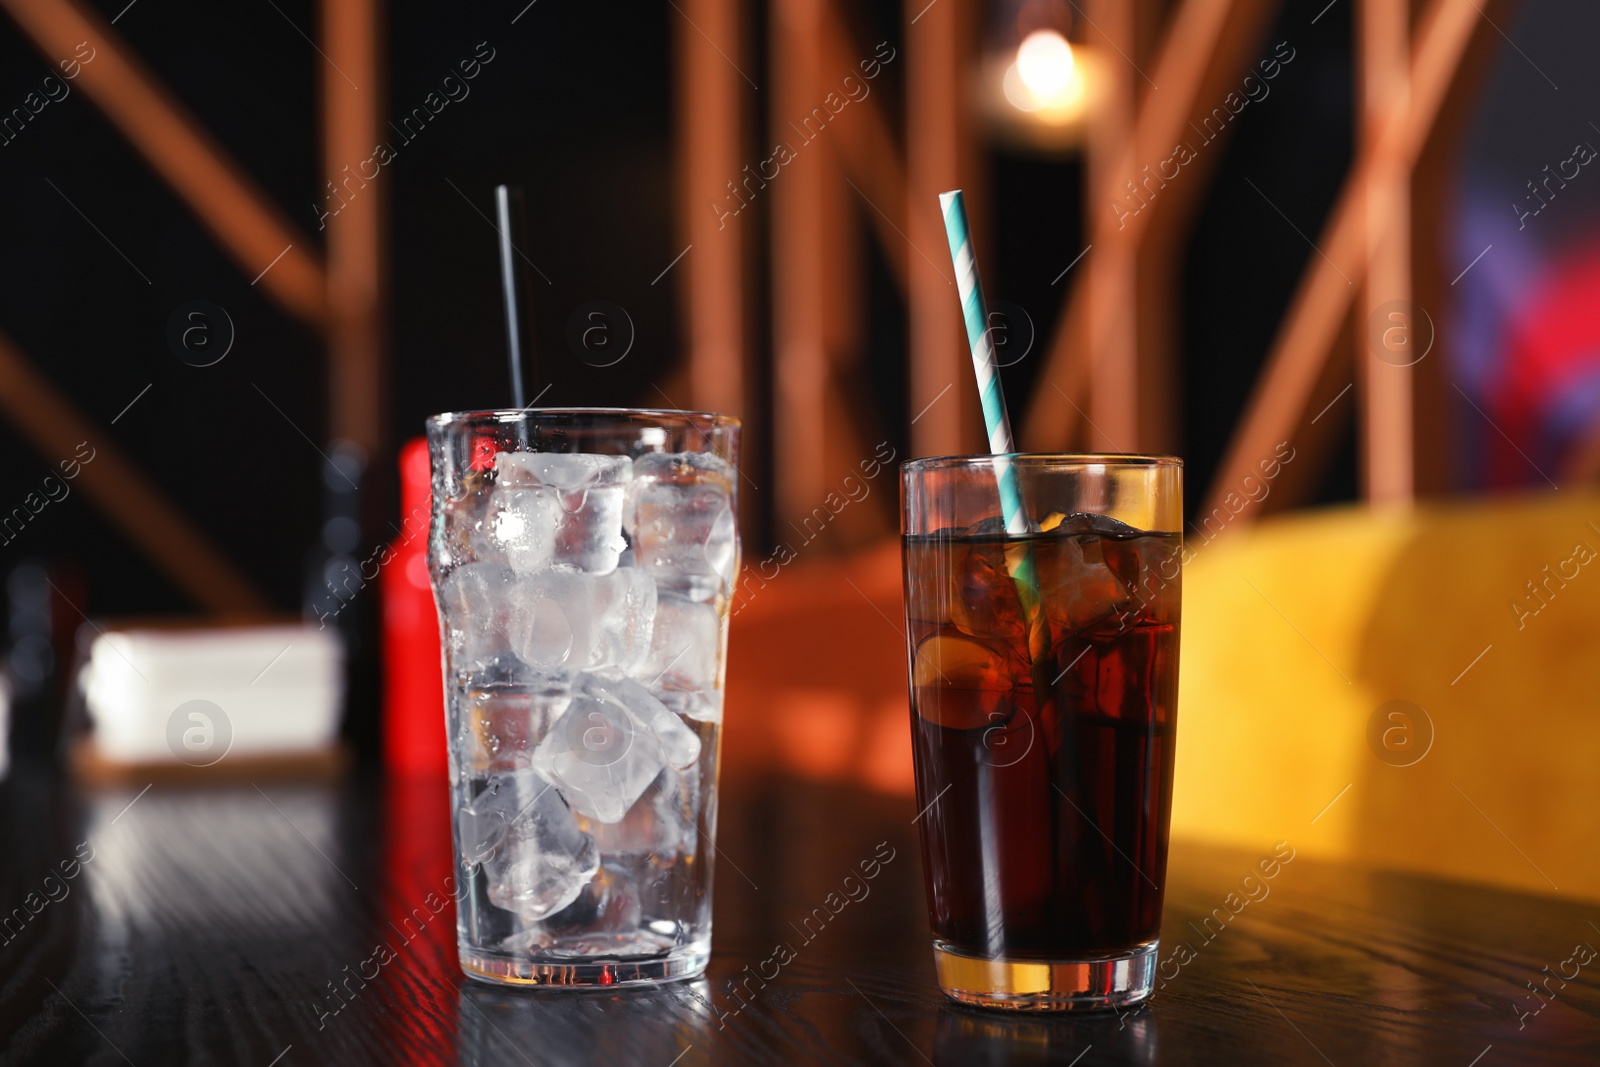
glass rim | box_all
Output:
[901,452,1182,475]
[425,407,741,432]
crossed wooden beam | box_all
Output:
[676,0,1297,530]
[681,0,1498,545]
[1199,0,1492,517]
[1020,0,1280,455]
[1004,0,1497,525]
[677,0,980,531]
[0,0,383,612]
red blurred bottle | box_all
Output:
[381,438,447,777]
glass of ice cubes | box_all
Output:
[425,408,740,987]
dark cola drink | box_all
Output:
[903,513,1181,978]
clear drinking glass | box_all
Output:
[426,408,740,987]
[900,454,1182,1010]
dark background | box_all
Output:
[0,0,1364,621]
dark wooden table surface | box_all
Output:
[1,767,1597,1066]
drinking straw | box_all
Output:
[495,184,532,410]
[939,190,1029,538]
[941,191,1101,904]
[938,190,1054,673]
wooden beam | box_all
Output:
[750,0,908,543]
[819,139,861,398]
[906,0,969,459]
[0,0,327,330]
[677,0,748,419]
[1236,311,1360,514]
[1203,0,1484,518]
[0,332,270,613]
[676,0,767,541]
[817,4,910,299]
[816,127,890,546]
[771,0,829,526]
[1084,0,1141,451]
[1358,0,1414,503]
[321,0,385,457]
[1022,0,1281,450]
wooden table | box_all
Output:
[2,769,1596,1065]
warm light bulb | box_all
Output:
[1002,61,1045,112]
[1016,30,1074,101]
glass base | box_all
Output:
[460,942,710,989]
[932,940,1158,1012]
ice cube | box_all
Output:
[637,594,721,692]
[436,562,517,669]
[485,486,562,576]
[531,674,702,823]
[588,674,702,770]
[505,567,656,674]
[558,488,628,575]
[911,633,1020,730]
[431,464,504,570]
[947,538,1030,643]
[465,769,600,921]
[495,452,632,574]
[583,766,696,861]
[498,452,631,493]
[1046,515,1179,628]
[458,784,511,868]
[657,688,723,724]
[463,667,572,774]
[532,687,661,824]
[494,862,658,957]
[626,452,738,601]
[1046,512,1142,538]
[534,864,656,957]
[1035,517,1145,634]
[598,569,660,671]
[634,594,724,723]
[1124,534,1182,625]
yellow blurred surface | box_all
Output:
[1174,490,1600,901]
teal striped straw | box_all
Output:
[939,189,1029,537]
[939,189,1055,694]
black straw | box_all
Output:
[494,184,532,410]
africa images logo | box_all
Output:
[165,699,233,768]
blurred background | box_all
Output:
[1,0,1598,899]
